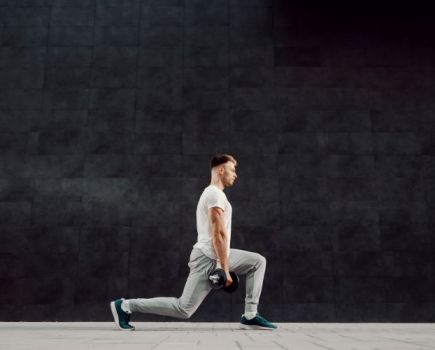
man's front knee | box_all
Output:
[257,254,267,266]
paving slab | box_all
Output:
[0,323,434,350]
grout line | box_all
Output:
[235,340,244,350]
[273,340,291,350]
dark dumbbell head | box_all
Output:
[209,269,239,293]
[209,268,226,289]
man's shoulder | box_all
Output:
[205,185,226,197]
[199,186,227,203]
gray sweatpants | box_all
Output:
[127,247,267,319]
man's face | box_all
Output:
[221,162,237,187]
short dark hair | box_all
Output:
[210,154,237,170]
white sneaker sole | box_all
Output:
[240,324,277,330]
[110,301,135,331]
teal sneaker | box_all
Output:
[240,313,278,330]
[110,298,135,331]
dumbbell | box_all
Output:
[208,268,239,293]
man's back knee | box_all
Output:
[177,301,195,319]
[179,308,194,319]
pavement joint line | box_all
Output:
[273,340,290,350]
[307,340,336,350]
[235,340,243,350]
[149,334,171,350]
[244,331,255,342]
[377,335,435,350]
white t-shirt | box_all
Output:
[193,184,232,260]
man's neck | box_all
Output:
[210,182,224,191]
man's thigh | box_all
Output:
[228,248,265,275]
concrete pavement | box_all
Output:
[1,322,434,350]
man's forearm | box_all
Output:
[212,232,229,271]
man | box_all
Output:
[110,154,277,330]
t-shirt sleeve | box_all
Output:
[205,189,226,211]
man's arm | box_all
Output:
[208,207,233,286]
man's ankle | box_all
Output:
[244,311,257,320]
[121,299,131,314]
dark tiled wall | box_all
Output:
[0,0,434,322]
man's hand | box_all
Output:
[225,271,233,287]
